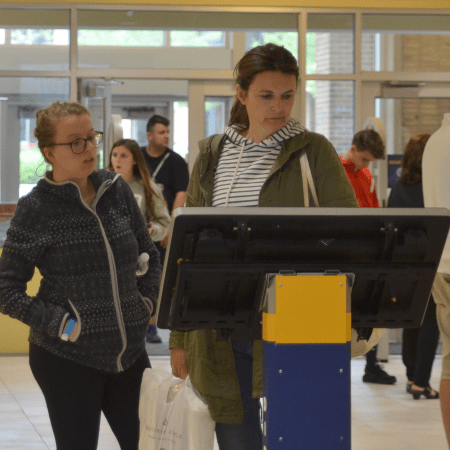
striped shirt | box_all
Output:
[211,119,306,207]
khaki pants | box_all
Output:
[432,272,450,379]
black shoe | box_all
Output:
[362,364,397,384]
[411,386,439,400]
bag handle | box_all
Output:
[300,152,319,207]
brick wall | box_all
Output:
[314,32,355,155]
[401,35,450,146]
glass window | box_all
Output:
[78,29,164,47]
[170,31,225,47]
[0,10,70,70]
[307,14,354,75]
[0,77,70,200]
[173,101,188,159]
[306,81,354,155]
[376,97,450,156]
[78,10,297,70]
[246,32,298,59]
[205,97,233,137]
[362,14,450,72]
[11,29,69,45]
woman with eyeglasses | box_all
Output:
[0,101,161,450]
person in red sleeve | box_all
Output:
[341,129,396,384]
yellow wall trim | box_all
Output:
[1,0,450,9]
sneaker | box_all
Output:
[362,364,397,384]
[146,325,162,344]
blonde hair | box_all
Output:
[34,101,90,163]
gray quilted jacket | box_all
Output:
[0,170,161,373]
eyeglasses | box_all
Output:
[48,132,103,154]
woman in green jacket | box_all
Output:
[170,43,358,450]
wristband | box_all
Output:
[61,318,77,341]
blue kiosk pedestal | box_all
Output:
[262,274,351,449]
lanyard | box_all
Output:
[153,152,170,178]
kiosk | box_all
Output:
[157,207,450,449]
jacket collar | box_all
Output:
[198,130,311,172]
[37,169,120,203]
[196,131,311,206]
[266,131,311,180]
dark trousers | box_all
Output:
[402,297,440,387]
[365,344,378,368]
[29,343,151,450]
[215,340,263,450]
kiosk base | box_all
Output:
[262,274,351,449]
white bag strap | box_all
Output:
[300,152,319,207]
[152,151,170,177]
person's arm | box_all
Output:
[159,191,186,249]
[170,330,188,379]
[147,179,171,242]
[121,178,161,315]
[0,198,70,338]
[172,191,187,211]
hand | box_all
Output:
[150,316,156,325]
[160,231,170,249]
[148,221,154,235]
[171,348,188,379]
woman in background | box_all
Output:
[109,138,171,344]
[389,133,440,399]
[109,138,171,244]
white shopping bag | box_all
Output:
[139,368,215,450]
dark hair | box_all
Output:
[352,129,385,160]
[400,134,430,185]
[229,43,299,127]
[34,101,90,164]
[146,115,170,133]
[108,139,164,223]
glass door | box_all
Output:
[78,78,117,169]
[362,81,450,206]
[188,80,235,171]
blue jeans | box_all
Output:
[215,339,263,450]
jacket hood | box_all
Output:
[34,169,120,203]
[225,118,306,149]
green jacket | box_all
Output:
[169,131,358,423]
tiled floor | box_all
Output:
[0,354,447,449]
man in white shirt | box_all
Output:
[423,113,450,444]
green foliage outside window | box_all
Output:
[11,29,56,45]
[20,145,44,184]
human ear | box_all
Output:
[236,84,247,105]
[43,148,54,163]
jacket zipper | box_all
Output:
[80,177,128,372]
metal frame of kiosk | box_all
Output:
[156,207,450,449]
